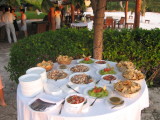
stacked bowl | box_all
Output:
[19,74,43,97]
[26,67,47,83]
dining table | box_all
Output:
[17,59,149,120]
[70,21,93,30]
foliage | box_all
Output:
[15,11,46,20]
[105,0,160,12]
[5,28,160,84]
[5,28,93,83]
[0,0,20,6]
[103,28,160,86]
[24,0,43,9]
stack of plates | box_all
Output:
[26,67,47,83]
[19,74,43,97]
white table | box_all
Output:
[71,21,93,30]
[17,60,149,120]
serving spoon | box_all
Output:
[111,100,124,109]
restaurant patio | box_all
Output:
[0,0,160,120]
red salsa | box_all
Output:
[103,75,116,81]
[95,60,106,64]
[67,95,85,104]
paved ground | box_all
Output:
[0,42,160,120]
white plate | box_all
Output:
[96,69,117,76]
[47,70,69,82]
[69,64,91,73]
[68,72,95,87]
[77,58,95,64]
[83,85,113,100]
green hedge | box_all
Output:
[5,28,160,83]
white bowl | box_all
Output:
[69,64,90,73]
[26,67,47,83]
[64,93,86,113]
[94,60,107,68]
[69,72,94,86]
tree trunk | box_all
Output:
[134,0,142,28]
[71,4,75,23]
[125,0,129,27]
[91,0,106,60]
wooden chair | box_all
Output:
[90,16,94,21]
[118,17,125,28]
[104,17,114,29]
[37,23,47,33]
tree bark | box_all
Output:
[125,0,129,26]
[71,4,75,23]
[134,0,142,28]
[91,0,107,60]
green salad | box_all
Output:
[88,87,109,98]
[99,68,116,75]
[79,59,94,64]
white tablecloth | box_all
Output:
[71,21,93,30]
[17,60,149,120]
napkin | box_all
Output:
[28,93,63,112]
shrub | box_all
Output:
[5,28,93,83]
[5,28,160,84]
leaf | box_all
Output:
[24,0,43,8]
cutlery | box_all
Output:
[59,100,65,114]
[79,99,88,113]
[111,100,124,109]
[95,80,101,84]
[90,97,99,106]
[66,84,79,93]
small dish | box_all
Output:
[94,60,107,68]
[108,96,123,105]
[101,74,118,84]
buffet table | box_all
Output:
[17,60,149,120]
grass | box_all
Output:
[15,11,47,20]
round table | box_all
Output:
[17,60,149,120]
[71,21,93,30]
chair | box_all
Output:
[90,16,94,21]
[117,17,125,28]
[104,17,114,29]
[37,23,47,33]
[125,23,134,29]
